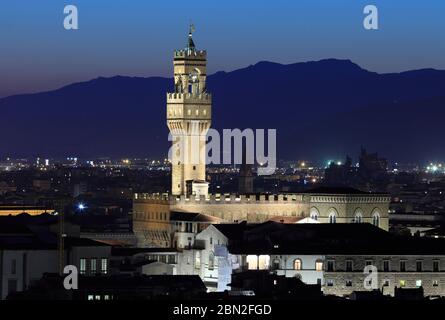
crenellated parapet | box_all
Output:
[134,193,306,205]
[174,49,207,59]
[167,92,212,104]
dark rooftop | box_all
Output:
[170,211,222,223]
[302,186,387,195]
[218,221,445,255]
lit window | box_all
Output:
[315,261,323,271]
[399,280,406,287]
[195,251,201,269]
[354,211,362,223]
[373,213,380,227]
[90,258,97,274]
[101,258,108,274]
[329,212,337,224]
[88,295,94,301]
[416,280,422,287]
[80,258,86,275]
[258,255,270,270]
[247,255,258,270]
[294,259,302,270]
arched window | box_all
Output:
[373,212,380,227]
[354,210,363,223]
[329,211,337,224]
[310,208,319,221]
[294,259,302,270]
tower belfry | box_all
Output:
[167,26,212,196]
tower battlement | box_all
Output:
[134,193,306,204]
[174,49,207,59]
[166,92,212,103]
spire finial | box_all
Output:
[187,22,196,50]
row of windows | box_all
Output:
[169,109,207,117]
[87,294,112,300]
[247,256,324,271]
[145,254,177,264]
[175,221,195,233]
[310,209,381,227]
[136,212,168,221]
[194,251,216,270]
[326,260,441,272]
[250,257,442,272]
[326,279,440,288]
[80,258,108,275]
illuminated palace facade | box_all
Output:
[132,30,390,248]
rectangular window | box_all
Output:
[416,261,423,272]
[346,280,352,287]
[433,261,440,272]
[433,280,439,287]
[416,280,422,287]
[11,259,16,275]
[383,260,390,272]
[101,258,108,274]
[346,260,353,272]
[327,260,335,272]
[400,260,406,272]
[327,280,334,287]
[90,258,97,274]
[400,280,406,287]
[80,258,86,275]
[365,260,373,267]
[383,279,390,287]
[315,261,323,271]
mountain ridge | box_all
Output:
[1,58,445,162]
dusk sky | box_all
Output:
[1,0,444,98]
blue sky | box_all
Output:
[0,0,444,97]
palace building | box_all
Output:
[132,28,390,248]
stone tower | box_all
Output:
[167,26,212,196]
[238,146,254,194]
